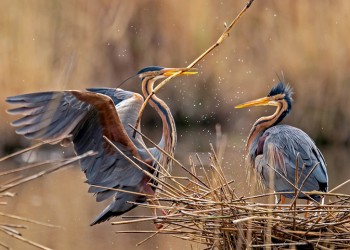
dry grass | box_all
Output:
[0,127,349,249]
[111,133,350,249]
[2,123,348,249]
[0,138,94,250]
[1,2,350,248]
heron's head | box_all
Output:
[137,66,197,80]
[235,82,293,112]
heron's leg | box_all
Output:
[314,197,325,217]
[277,195,286,212]
[304,200,310,218]
[147,199,165,230]
[274,194,278,204]
[149,198,167,217]
[142,160,168,217]
[274,192,280,204]
[141,182,166,229]
[280,195,286,204]
[275,193,286,205]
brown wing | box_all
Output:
[7,89,146,202]
[70,91,139,157]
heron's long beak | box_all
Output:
[162,68,198,76]
[235,96,278,109]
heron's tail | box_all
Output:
[90,193,142,226]
[90,207,116,226]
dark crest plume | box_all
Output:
[268,82,293,111]
[268,82,293,98]
[137,66,164,75]
[116,66,165,88]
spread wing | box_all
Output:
[6,88,147,201]
[256,125,328,198]
[86,88,144,147]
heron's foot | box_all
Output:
[152,209,170,229]
[304,200,310,218]
[161,209,170,216]
[154,221,164,230]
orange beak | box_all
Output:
[235,96,279,109]
[161,68,198,77]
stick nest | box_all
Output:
[115,144,350,249]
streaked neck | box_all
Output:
[246,101,287,153]
[141,77,177,165]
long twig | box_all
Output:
[0,150,95,193]
[0,227,52,250]
[0,212,60,228]
[0,137,70,162]
[132,0,255,136]
[328,178,350,193]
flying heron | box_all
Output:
[6,66,197,226]
[235,82,328,204]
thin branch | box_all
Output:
[0,137,70,162]
[0,228,52,250]
[132,0,255,135]
[0,212,60,228]
[328,178,350,193]
[0,150,95,193]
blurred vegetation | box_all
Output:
[1,1,350,249]
[1,0,350,149]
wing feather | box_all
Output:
[88,88,144,146]
[7,88,148,203]
[70,91,139,157]
[256,125,328,199]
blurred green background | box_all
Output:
[1,0,350,249]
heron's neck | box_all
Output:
[142,77,177,164]
[246,101,288,153]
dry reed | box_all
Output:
[0,139,94,250]
[0,127,349,249]
[113,131,350,249]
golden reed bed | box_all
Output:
[112,140,350,250]
[1,133,349,250]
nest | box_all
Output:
[114,143,350,249]
[1,135,349,249]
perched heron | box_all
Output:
[235,82,328,204]
[6,66,197,226]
